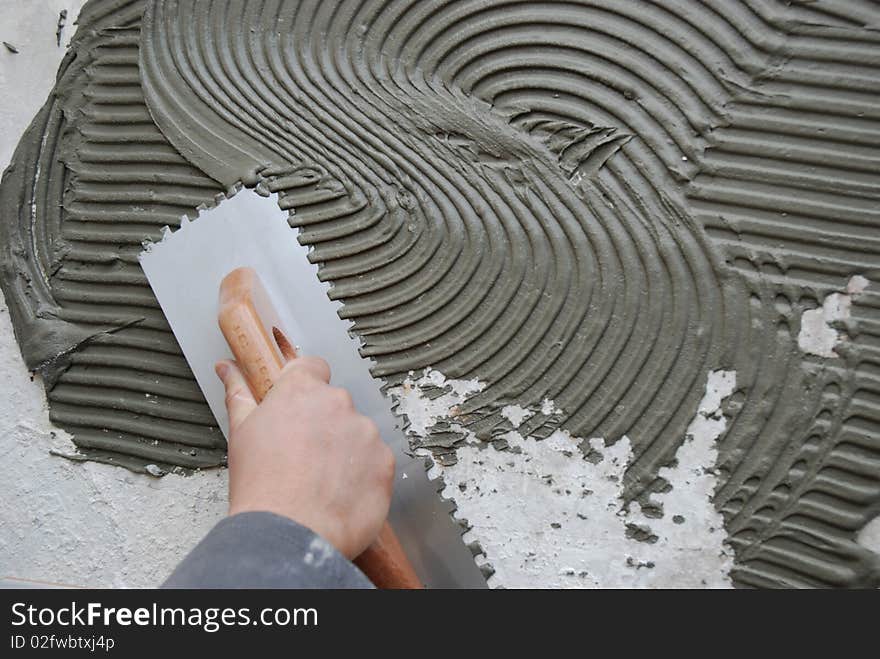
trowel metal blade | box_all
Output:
[138,188,486,588]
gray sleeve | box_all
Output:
[162,511,373,589]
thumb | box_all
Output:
[215,360,258,432]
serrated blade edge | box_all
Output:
[138,188,487,588]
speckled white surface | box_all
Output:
[389,369,737,588]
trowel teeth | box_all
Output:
[140,189,487,587]
[418,446,492,573]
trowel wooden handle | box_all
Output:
[218,268,286,400]
[353,520,424,589]
[217,267,423,589]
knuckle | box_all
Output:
[279,358,300,377]
[379,443,396,479]
[283,360,309,380]
[329,387,354,409]
[281,355,329,381]
[360,416,380,439]
[303,356,330,380]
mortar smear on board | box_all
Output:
[388,369,737,588]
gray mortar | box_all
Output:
[0,0,226,471]
[0,0,879,587]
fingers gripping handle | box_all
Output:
[217,267,423,589]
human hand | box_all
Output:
[215,355,395,559]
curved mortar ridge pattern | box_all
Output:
[0,0,879,587]
[0,0,227,470]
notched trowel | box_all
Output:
[138,188,486,589]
